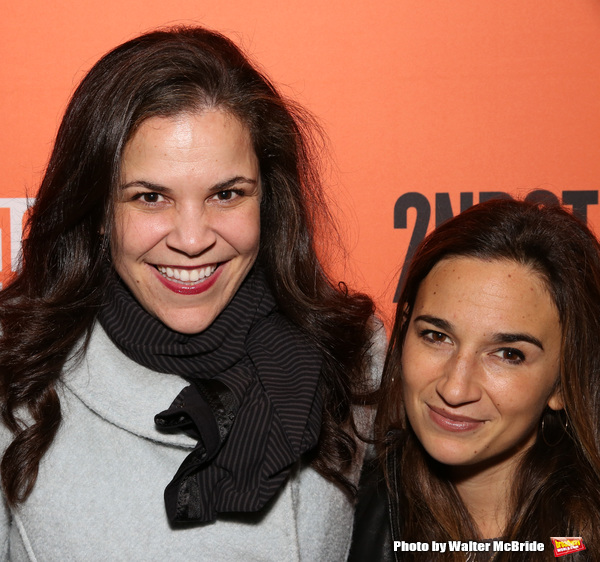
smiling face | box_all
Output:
[401,257,564,475]
[111,109,261,334]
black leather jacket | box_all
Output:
[347,458,397,562]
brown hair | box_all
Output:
[378,199,600,561]
[0,26,374,505]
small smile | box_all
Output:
[427,404,485,433]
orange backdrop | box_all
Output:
[2,1,600,323]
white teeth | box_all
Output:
[157,264,217,283]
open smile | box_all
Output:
[156,264,218,283]
[151,263,222,295]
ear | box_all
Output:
[547,387,564,411]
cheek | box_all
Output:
[400,358,415,396]
[112,208,137,251]
[400,366,423,433]
[244,217,261,253]
[224,208,261,255]
[400,352,424,410]
[111,211,165,262]
[109,214,128,267]
[487,375,556,425]
[401,337,430,393]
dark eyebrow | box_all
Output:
[414,315,544,350]
[492,332,544,351]
[414,315,454,333]
[120,180,172,193]
[207,176,258,194]
[120,176,257,193]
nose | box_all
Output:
[435,352,482,406]
[165,205,217,257]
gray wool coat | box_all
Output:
[0,322,385,562]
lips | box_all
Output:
[151,263,222,295]
[427,404,485,432]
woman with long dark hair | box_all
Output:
[351,199,600,561]
[0,27,381,560]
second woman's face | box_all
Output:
[401,257,563,473]
[112,110,261,334]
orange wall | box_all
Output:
[2,1,600,323]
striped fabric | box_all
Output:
[98,267,322,523]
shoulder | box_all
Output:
[292,459,358,561]
[366,316,387,386]
[352,316,387,443]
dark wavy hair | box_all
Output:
[0,26,374,505]
[377,199,600,561]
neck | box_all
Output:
[453,464,511,539]
[449,434,535,539]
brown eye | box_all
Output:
[420,329,451,345]
[211,189,244,202]
[142,193,160,203]
[498,348,525,364]
[132,192,165,204]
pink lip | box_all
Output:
[427,405,485,433]
[150,263,223,295]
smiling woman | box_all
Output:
[0,27,381,561]
[113,111,262,334]
[402,257,563,480]
[350,199,600,562]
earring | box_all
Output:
[541,414,569,447]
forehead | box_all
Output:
[125,109,251,152]
[118,110,257,184]
[414,257,560,334]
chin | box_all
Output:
[418,435,482,467]
[155,309,219,335]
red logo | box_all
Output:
[551,537,586,557]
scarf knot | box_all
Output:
[99,267,322,523]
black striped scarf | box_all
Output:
[98,267,322,524]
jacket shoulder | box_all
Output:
[348,458,395,562]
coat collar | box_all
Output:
[62,322,197,448]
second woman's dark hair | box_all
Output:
[378,199,600,561]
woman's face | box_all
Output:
[112,109,261,334]
[401,257,563,474]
